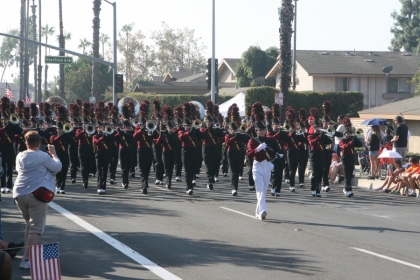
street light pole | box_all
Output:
[292,0,298,90]
[104,0,118,105]
[211,0,216,103]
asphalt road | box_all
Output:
[3,169,420,280]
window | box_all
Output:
[337,78,348,91]
[388,78,410,94]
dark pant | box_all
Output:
[175,143,182,177]
[130,146,137,174]
[310,151,324,193]
[120,147,132,186]
[163,150,175,185]
[79,145,95,186]
[69,144,79,179]
[222,144,229,174]
[323,150,333,187]
[108,146,119,180]
[298,148,309,184]
[228,150,241,190]
[153,145,164,181]
[55,151,69,190]
[194,143,202,176]
[96,151,110,190]
[247,157,255,187]
[271,156,285,192]
[203,145,218,184]
[0,144,15,189]
[287,149,299,187]
[239,148,245,177]
[215,143,223,178]
[182,147,196,190]
[342,154,355,191]
[138,147,153,189]
[283,151,290,181]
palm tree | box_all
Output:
[37,0,42,102]
[279,0,294,122]
[91,0,101,98]
[99,33,109,58]
[58,0,65,97]
[78,38,92,54]
[121,24,133,83]
[42,24,55,93]
[19,0,26,97]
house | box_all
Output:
[0,82,19,101]
[265,50,420,109]
[218,58,240,84]
[358,96,420,153]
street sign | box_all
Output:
[45,56,73,64]
[89,97,96,104]
[275,92,283,105]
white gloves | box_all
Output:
[256,143,267,152]
[277,153,284,158]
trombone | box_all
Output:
[146,120,157,136]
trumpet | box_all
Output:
[146,120,157,136]
[104,125,114,135]
[63,123,73,133]
[85,124,95,135]
[319,127,335,138]
[193,119,202,129]
[239,123,248,133]
[10,114,20,125]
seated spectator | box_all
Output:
[401,157,420,197]
[411,170,420,197]
[329,153,344,184]
[374,159,404,192]
[0,251,12,280]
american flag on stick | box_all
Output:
[30,243,62,280]
[5,82,14,99]
[26,90,32,105]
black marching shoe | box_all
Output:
[232,189,237,196]
[71,178,76,184]
[83,182,88,189]
[142,188,148,195]
[186,189,193,195]
[207,183,213,190]
[110,179,115,185]
[166,183,171,190]
[122,183,128,189]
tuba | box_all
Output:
[193,119,202,129]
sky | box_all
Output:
[0,0,402,83]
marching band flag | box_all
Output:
[30,243,61,280]
[5,82,14,99]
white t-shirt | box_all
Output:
[330,160,339,169]
[334,124,347,143]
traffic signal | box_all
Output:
[115,74,124,93]
[206,58,211,90]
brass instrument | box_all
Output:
[10,114,20,125]
[62,123,73,133]
[355,128,364,138]
[319,126,335,138]
[85,124,96,135]
[146,120,157,136]
[295,129,304,136]
[131,118,139,126]
[104,125,114,135]
[239,123,248,133]
[193,119,202,129]
[280,122,292,132]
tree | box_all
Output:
[279,0,294,122]
[42,24,55,93]
[0,29,19,83]
[19,0,26,97]
[91,0,101,98]
[390,0,420,52]
[64,57,112,102]
[99,33,109,58]
[78,38,92,54]
[151,22,206,75]
[120,23,134,82]
[234,46,279,87]
[58,0,65,97]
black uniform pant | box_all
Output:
[138,147,153,189]
[194,144,202,176]
[222,145,229,174]
[247,156,255,187]
[215,143,223,178]
[153,145,164,181]
[109,146,119,180]
[203,145,218,184]
[69,144,79,179]
[342,154,355,191]
[56,151,69,190]
[0,144,15,189]
[283,151,290,181]
[309,150,324,193]
[287,149,299,187]
[96,151,110,190]
[120,147,132,186]
[162,150,175,185]
[323,150,333,187]
[175,143,182,177]
[271,156,285,192]
[228,150,241,190]
[182,147,196,190]
[298,148,309,184]
[79,145,95,186]
[130,146,137,174]
[239,148,245,177]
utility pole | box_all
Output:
[38,0,42,102]
[104,0,118,104]
[292,0,298,90]
[211,0,216,103]
[31,0,37,101]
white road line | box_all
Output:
[351,247,420,270]
[48,202,182,280]
[220,207,256,219]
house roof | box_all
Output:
[358,96,420,120]
[218,58,241,77]
[265,50,420,78]
[162,71,197,82]
[175,72,206,83]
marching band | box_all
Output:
[0,95,362,220]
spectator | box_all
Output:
[0,251,12,280]
[390,116,408,159]
[12,131,62,269]
[329,153,344,184]
[400,157,420,197]
[334,115,346,156]
[375,159,405,192]
[367,126,382,179]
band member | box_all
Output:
[246,105,257,191]
[247,102,277,220]
[133,101,156,194]
[321,101,334,192]
[191,104,202,181]
[173,106,183,182]
[93,118,111,195]
[42,103,57,143]
[178,102,197,195]
[0,97,22,193]
[297,108,309,188]
[107,103,120,185]
[128,101,137,177]
[221,117,230,177]
[50,105,73,194]
[75,102,95,189]
[339,119,363,197]
[155,105,177,189]
[213,111,225,182]
[117,104,136,189]
[152,99,165,185]
[69,101,82,183]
